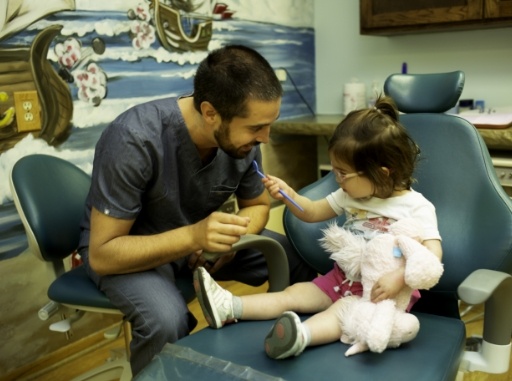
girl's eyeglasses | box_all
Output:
[332,169,362,183]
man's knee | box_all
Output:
[134,304,191,342]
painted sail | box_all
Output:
[169,0,207,13]
[0,0,76,41]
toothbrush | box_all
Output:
[252,160,304,212]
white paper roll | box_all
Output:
[343,80,366,114]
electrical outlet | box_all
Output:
[14,91,41,132]
[275,68,287,82]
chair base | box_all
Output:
[71,319,132,381]
[71,357,131,381]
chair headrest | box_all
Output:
[384,71,465,113]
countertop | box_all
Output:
[272,114,512,150]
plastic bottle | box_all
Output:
[343,78,366,114]
[367,81,380,107]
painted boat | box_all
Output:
[0,25,73,153]
[151,0,213,52]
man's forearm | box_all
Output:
[89,225,198,275]
[237,204,270,234]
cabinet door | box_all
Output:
[360,0,483,34]
[485,0,512,18]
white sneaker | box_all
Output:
[264,311,307,359]
[193,267,236,329]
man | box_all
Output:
[78,45,317,376]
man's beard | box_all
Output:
[214,121,259,159]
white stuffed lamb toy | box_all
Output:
[320,218,444,357]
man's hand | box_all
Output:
[187,212,249,272]
[187,250,236,273]
[192,211,250,253]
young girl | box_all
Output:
[193,95,443,360]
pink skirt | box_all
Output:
[312,263,421,312]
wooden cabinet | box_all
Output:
[485,0,512,18]
[360,0,512,35]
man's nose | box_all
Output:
[255,126,271,144]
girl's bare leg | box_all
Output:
[194,267,332,328]
[303,298,345,346]
[240,281,332,320]
[264,298,347,359]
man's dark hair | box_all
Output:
[193,45,283,121]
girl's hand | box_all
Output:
[262,175,293,201]
[370,267,405,303]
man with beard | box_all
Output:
[78,45,317,377]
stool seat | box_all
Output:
[48,266,115,310]
[49,265,196,310]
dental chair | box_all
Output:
[10,154,289,380]
[142,71,512,381]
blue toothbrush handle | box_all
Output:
[278,189,304,211]
[253,160,304,212]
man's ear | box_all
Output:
[200,101,219,124]
[381,167,391,176]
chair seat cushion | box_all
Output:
[172,313,465,381]
[48,266,115,310]
[47,265,196,310]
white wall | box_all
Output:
[314,0,512,114]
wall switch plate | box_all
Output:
[14,91,42,132]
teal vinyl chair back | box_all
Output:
[10,154,196,381]
[164,72,512,381]
[385,71,512,294]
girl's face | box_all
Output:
[330,155,374,199]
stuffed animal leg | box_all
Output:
[337,298,420,356]
[385,310,419,349]
[336,295,362,346]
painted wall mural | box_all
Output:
[0,0,315,260]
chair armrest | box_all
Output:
[458,269,511,305]
[457,269,512,373]
[231,234,289,292]
[458,269,512,344]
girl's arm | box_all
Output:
[422,238,443,261]
[262,175,337,223]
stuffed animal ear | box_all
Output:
[398,236,444,290]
